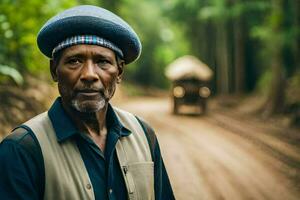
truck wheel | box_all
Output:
[173,99,179,115]
[200,100,207,114]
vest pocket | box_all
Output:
[123,165,135,195]
[127,161,154,200]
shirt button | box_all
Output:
[109,189,113,194]
[86,183,92,190]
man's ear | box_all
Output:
[117,61,125,84]
[50,59,58,82]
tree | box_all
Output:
[253,0,299,117]
[0,0,77,76]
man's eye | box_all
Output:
[97,59,110,64]
[67,58,81,65]
[97,59,112,68]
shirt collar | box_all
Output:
[48,97,131,142]
[106,104,131,137]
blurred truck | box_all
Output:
[165,55,213,114]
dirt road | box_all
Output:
[116,97,300,200]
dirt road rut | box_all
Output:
[116,97,300,200]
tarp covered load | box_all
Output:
[165,55,213,81]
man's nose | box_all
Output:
[80,60,99,82]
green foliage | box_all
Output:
[251,0,299,78]
[0,0,298,98]
[0,64,23,85]
[289,72,300,89]
[198,0,228,21]
[255,69,272,94]
[0,0,77,76]
[118,0,189,88]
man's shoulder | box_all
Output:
[112,106,157,144]
[112,106,133,117]
[112,106,154,128]
[135,116,156,138]
[4,127,32,144]
[1,126,42,158]
[112,106,158,157]
[135,116,157,159]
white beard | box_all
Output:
[71,98,106,113]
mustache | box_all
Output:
[74,85,105,93]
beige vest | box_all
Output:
[24,107,154,200]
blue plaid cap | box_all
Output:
[52,35,124,58]
[37,5,141,64]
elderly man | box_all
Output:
[0,5,175,200]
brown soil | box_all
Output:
[0,77,57,138]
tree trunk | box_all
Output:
[233,16,245,93]
[261,0,286,117]
[292,0,300,70]
[262,54,286,117]
[216,21,229,94]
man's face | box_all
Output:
[51,44,123,113]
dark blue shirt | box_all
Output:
[0,98,175,200]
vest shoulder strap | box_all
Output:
[135,116,156,160]
[9,127,36,152]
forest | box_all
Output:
[0,0,299,125]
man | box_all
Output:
[0,5,175,200]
